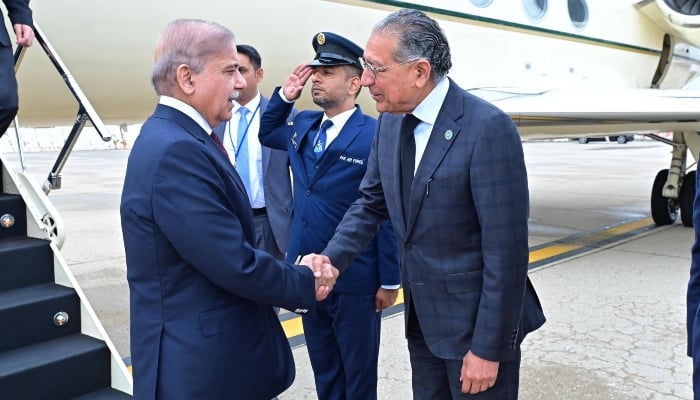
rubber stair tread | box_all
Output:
[0,333,106,375]
[0,282,74,310]
[72,388,133,399]
[0,193,21,200]
[0,235,48,251]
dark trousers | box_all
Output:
[406,299,520,400]
[303,291,382,400]
[252,213,284,260]
[0,43,19,137]
[692,310,700,400]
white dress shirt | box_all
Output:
[221,93,266,208]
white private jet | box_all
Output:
[0,1,699,396]
[6,0,700,227]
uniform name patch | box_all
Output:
[339,154,365,165]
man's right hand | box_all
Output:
[299,253,338,301]
[282,64,313,101]
[13,24,34,47]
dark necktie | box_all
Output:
[400,114,420,219]
[313,119,333,159]
[210,131,228,157]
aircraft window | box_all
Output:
[470,0,493,6]
[568,0,589,27]
[523,0,547,21]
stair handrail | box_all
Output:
[0,153,66,248]
[13,21,112,194]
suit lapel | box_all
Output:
[405,82,465,234]
[261,146,272,177]
[154,104,249,199]
[290,113,323,187]
[308,108,364,187]
[259,97,272,177]
[380,115,408,231]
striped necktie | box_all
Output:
[210,131,228,156]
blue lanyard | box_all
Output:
[227,103,261,159]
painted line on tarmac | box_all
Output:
[281,217,657,347]
[124,216,658,367]
[527,217,655,269]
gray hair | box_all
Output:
[372,8,452,81]
[151,19,235,96]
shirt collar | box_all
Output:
[234,92,261,115]
[411,77,450,125]
[159,95,213,134]
[323,106,357,131]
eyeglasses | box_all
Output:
[358,57,420,79]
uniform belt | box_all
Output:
[252,207,267,216]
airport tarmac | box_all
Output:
[2,138,694,399]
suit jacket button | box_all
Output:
[404,242,413,249]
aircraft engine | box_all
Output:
[655,0,700,38]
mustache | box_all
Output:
[228,90,240,101]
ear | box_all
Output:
[176,64,195,95]
[255,67,264,83]
[414,59,431,88]
[348,74,362,96]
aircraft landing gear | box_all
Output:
[651,169,679,225]
[680,170,696,227]
[649,130,698,227]
[650,169,694,227]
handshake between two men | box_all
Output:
[298,253,337,301]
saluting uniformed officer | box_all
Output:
[259,32,401,400]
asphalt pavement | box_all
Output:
[2,138,694,399]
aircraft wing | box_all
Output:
[470,88,700,139]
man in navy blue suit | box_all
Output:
[688,169,700,399]
[213,45,293,263]
[0,0,34,137]
[260,32,401,399]
[120,19,337,400]
[311,9,546,399]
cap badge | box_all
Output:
[316,32,326,45]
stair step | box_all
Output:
[0,283,81,352]
[73,388,133,399]
[0,237,54,291]
[0,193,27,240]
[0,334,112,399]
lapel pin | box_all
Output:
[444,130,453,140]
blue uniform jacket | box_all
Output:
[260,88,400,294]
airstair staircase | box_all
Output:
[0,22,132,399]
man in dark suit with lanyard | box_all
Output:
[260,32,401,399]
[0,0,34,137]
[214,44,293,262]
[310,9,546,399]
